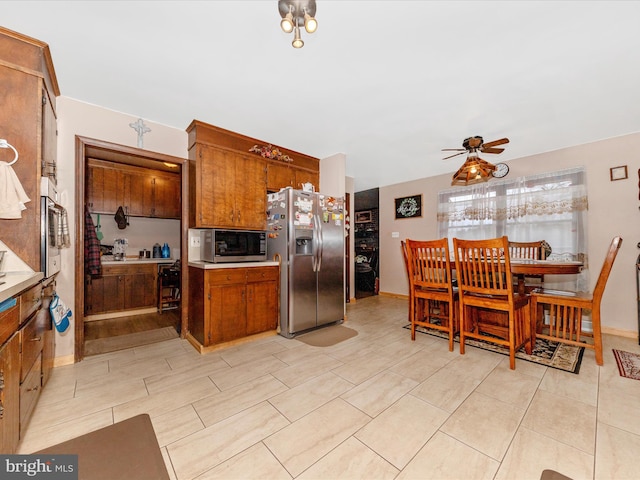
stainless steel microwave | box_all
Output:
[201,229,267,263]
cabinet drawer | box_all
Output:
[0,303,18,346]
[102,263,156,276]
[246,267,278,283]
[206,269,247,285]
[19,311,46,383]
[19,353,41,432]
[19,283,42,325]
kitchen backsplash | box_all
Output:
[92,214,181,259]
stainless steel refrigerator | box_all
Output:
[267,187,345,337]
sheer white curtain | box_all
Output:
[437,167,589,290]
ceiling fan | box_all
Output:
[442,136,510,186]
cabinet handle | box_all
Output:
[27,386,40,393]
[30,337,42,342]
[0,369,4,390]
[230,209,234,222]
[0,402,4,419]
[237,210,241,222]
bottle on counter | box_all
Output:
[162,243,170,258]
[153,243,162,258]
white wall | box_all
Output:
[379,132,640,336]
[55,97,187,362]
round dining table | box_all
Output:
[509,259,583,295]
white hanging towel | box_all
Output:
[0,161,30,219]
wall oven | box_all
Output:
[40,177,62,277]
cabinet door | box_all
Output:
[127,170,154,217]
[207,283,246,344]
[234,153,266,230]
[84,273,125,315]
[0,333,20,454]
[267,163,294,192]
[246,280,278,335]
[199,145,235,227]
[41,87,57,183]
[87,162,128,214]
[294,169,319,191]
[124,270,156,310]
[153,173,181,219]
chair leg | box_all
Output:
[459,303,466,355]
[410,295,416,341]
[592,308,604,366]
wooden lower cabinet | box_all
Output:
[188,265,279,347]
[0,329,20,454]
[85,263,156,315]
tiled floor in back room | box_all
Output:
[19,296,640,480]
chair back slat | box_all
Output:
[593,236,623,301]
[508,240,547,260]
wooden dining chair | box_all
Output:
[405,238,458,351]
[530,236,622,366]
[453,236,532,369]
[508,240,547,289]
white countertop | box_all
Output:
[188,261,280,269]
[101,257,177,265]
[0,271,44,304]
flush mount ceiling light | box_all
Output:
[278,0,317,48]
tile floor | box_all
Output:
[19,296,640,480]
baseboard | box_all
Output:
[602,326,639,340]
[85,307,157,322]
[378,291,409,300]
[186,330,278,354]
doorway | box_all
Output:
[354,188,379,299]
[74,137,188,361]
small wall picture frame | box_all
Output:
[610,165,628,181]
[355,210,372,223]
[395,194,422,219]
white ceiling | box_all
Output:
[3,1,640,192]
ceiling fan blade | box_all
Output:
[481,147,505,154]
[482,138,510,148]
[442,151,466,160]
[442,148,466,151]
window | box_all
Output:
[437,167,589,290]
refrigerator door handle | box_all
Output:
[311,215,318,272]
[316,214,324,271]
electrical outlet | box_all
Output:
[190,235,201,247]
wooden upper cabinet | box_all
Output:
[193,144,266,229]
[86,159,180,219]
[295,169,320,191]
[187,120,319,230]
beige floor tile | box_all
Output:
[341,371,418,417]
[263,398,370,477]
[269,371,355,422]
[209,355,288,391]
[397,431,499,480]
[168,402,290,479]
[595,421,640,480]
[108,355,173,379]
[219,339,288,367]
[28,377,148,428]
[539,364,599,406]
[332,352,399,385]
[494,353,548,379]
[161,447,177,480]
[18,409,114,453]
[274,344,327,365]
[443,347,503,380]
[476,363,541,409]
[198,442,292,480]
[355,395,449,469]
[598,383,640,436]
[272,353,343,388]
[389,347,455,381]
[298,437,399,480]
[410,368,481,413]
[495,427,593,480]
[113,376,218,422]
[193,374,288,426]
[441,391,525,460]
[151,404,204,447]
[143,358,229,395]
[521,389,596,454]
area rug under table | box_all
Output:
[612,349,640,380]
[404,324,584,374]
